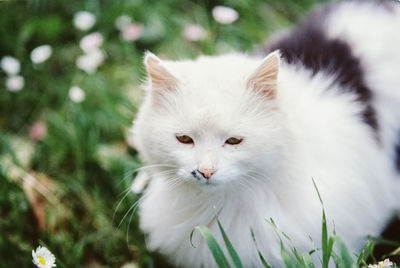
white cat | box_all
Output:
[132,1,400,267]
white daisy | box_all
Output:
[73,11,96,31]
[76,48,105,74]
[1,55,20,75]
[6,75,24,92]
[121,23,143,41]
[183,24,206,41]
[368,258,394,268]
[32,246,56,268]
[31,45,52,64]
[212,6,239,24]
[69,86,85,103]
[79,32,103,53]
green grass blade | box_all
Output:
[334,236,357,268]
[258,251,272,268]
[388,245,400,257]
[332,251,344,267]
[326,236,335,263]
[190,225,231,268]
[321,210,330,267]
[312,178,324,206]
[280,241,295,268]
[369,236,400,247]
[288,242,307,266]
[251,229,272,268]
[217,219,243,268]
[308,235,322,265]
[313,179,332,268]
[301,252,316,268]
[356,240,374,265]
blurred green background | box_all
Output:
[0,0,329,267]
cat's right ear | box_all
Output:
[247,50,280,99]
[144,51,178,92]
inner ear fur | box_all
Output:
[144,51,178,92]
[247,50,280,99]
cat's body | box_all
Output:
[132,1,400,267]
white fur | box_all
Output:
[132,2,400,267]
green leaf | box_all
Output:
[280,241,295,268]
[251,229,272,268]
[301,252,316,268]
[191,225,230,268]
[217,219,243,268]
[334,236,357,268]
[258,251,272,268]
[327,237,335,261]
[313,179,332,268]
[356,240,374,265]
[312,178,324,206]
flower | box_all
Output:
[73,11,96,31]
[115,15,132,31]
[32,246,56,268]
[1,56,20,75]
[79,32,103,53]
[77,32,105,73]
[29,121,47,141]
[69,86,85,103]
[5,75,24,92]
[76,48,105,74]
[114,15,143,42]
[212,6,239,24]
[368,259,393,268]
[121,23,143,41]
[31,45,52,64]
[183,24,206,41]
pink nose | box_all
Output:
[198,168,216,179]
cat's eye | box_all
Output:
[176,135,194,144]
[225,137,243,145]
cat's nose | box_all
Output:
[198,168,216,179]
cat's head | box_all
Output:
[132,51,290,189]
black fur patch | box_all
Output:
[369,215,400,264]
[266,6,378,132]
[395,136,400,172]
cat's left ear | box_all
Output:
[247,50,280,99]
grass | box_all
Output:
[193,181,399,267]
[0,0,398,267]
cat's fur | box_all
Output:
[132,1,400,267]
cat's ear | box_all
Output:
[144,51,178,91]
[247,50,280,99]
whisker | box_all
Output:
[117,183,156,230]
[118,163,179,185]
[117,169,140,187]
[117,186,133,197]
[126,202,136,246]
[117,199,140,230]
[112,186,133,225]
[129,164,179,174]
[117,168,181,228]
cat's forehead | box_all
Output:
[154,54,270,133]
[157,55,261,111]
[162,54,260,89]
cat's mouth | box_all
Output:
[176,169,221,187]
[191,170,218,186]
[191,170,206,181]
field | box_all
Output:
[0,0,398,267]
